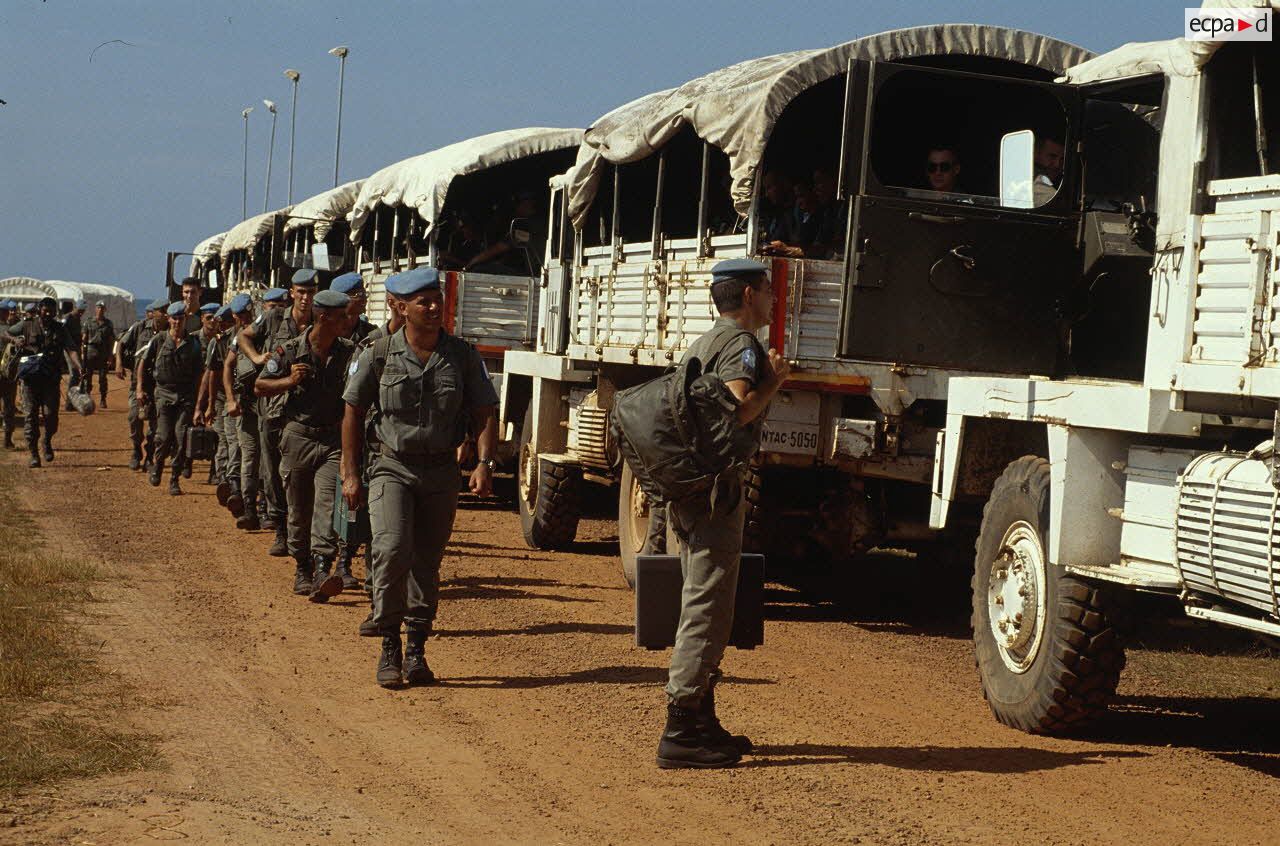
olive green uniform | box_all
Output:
[139,332,203,482]
[263,331,355,562]
[342,328,497,635]
[0,331,17,444]
[79,316,115,403]
[256,309,306,523]
[205,330,237,487]
[119,319,159,465]
[665,318,766,708]
[12,318,76,454]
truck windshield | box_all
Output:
[1207,41,1280,180]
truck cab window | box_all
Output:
[867,69,1068,209]
[1207,41,1280,180]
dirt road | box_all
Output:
[3,385,1279,845]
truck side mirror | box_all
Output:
[509,218,532,249]
[999,129,1035,210]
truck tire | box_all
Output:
[618,462,665,589]
[517,408,581,550]
[972,455,1126,734]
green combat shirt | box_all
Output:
[81,316,116,361]
[683,317,769,447]
[139,332,203,403]
[342,327,497,457]
[262,331,355,430]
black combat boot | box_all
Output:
[129,445,141,470]
[215,479,232,506]
[698,678,753,754]
[403,630,435,685]
[27,448,40,468]
[292,557,312,596]
[4,427,13,449]
[358,611,382,637]
[41,439,53,463]
[376,634,403,688]
[235,493,259,530]
[308,555,343,604]
[267,523,289,557]
[168,473,182,496]
[148,460,163,487]
[206,463,217,485]
[226,489,246,518]
[655,703,741,770]
[335,546,360,591]
[182,458,192,479]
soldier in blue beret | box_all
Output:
[330,272,374,348]
[221,291,264,529]
[116,299,166,469]
[136,301,204,493]
[239,272,318,557]
[342,264,499,687]
[653,256,789,769]
[257,287,355,600]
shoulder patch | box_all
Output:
[741,346,757,371]
[348,360,359,376]
[265,357,280,375]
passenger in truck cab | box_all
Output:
[464,190,545,275]
[925,145,962,193]
[436,212,485,271]
[1033,134,1065,205]
[758,170,795,248]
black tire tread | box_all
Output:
[518,410,581,551]
[972,455,1126,735]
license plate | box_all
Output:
[761,420,819,455]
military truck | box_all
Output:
[498,23,1163,590]
[930,9,1280,733]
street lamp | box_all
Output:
[329,46,348,188]
[283,69,300,204]
[241,107,253,220]
[262,99,278,214]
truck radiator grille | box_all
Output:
[1175,452,1280,618]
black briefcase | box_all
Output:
[185,426,218,461]
[634,554,765,650]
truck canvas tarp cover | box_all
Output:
[564,24,1094,228]
[189,231,227,277]
[1059,0,1279,245]
[347,127,584,242]
[0,277,135,328]
[283,180,364,241]
[220,206,293,261]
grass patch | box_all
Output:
[0,466,159,794]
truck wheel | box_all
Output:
[618,462,664,589]
[972,456,1126,734]
[517,408,581,550]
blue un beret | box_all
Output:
[329,272,364,295]
[215,304,232,320]
[199,302,220,314]
[263,287,288,303]
[166,301,186,317]
[290,268,319,287]
[313,289,350,309]
[386,267,440,298]
[229,293,253,314]
[0,300,13,310]
[147,298,169,312]
[710,258,769,284]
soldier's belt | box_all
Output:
[283,420,340,439]
[384,449,455,466]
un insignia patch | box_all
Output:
[348,360,359,376]
[741,347,756,370]
[265,358,280,375]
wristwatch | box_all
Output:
[479,458,498,471]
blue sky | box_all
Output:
[0,0,1182,301]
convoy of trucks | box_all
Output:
[179,8,1280,734]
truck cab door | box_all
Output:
[539,184,573,355]
[838,61,1082,376]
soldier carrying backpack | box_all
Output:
[614,258,790,769]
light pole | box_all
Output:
[283,69,300,204]
[241,107,253,220]
[262,99,278,214]
[329,46,348,187]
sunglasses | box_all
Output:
[927,161,955,173]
